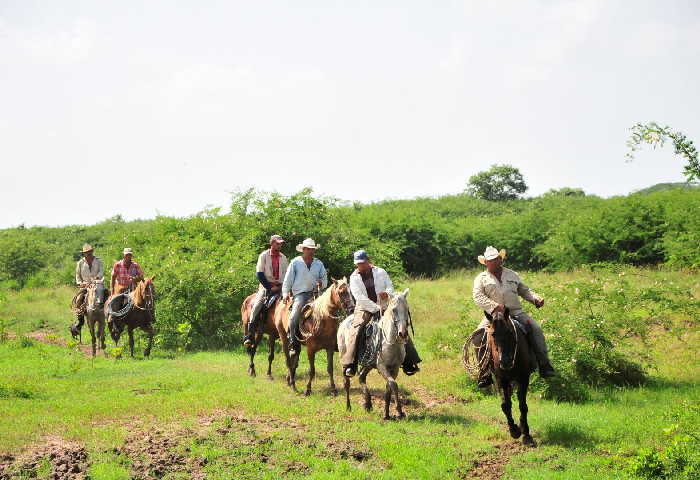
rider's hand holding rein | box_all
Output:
[534,298,545,309]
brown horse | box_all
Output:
[274,278,354,395]
[486,309,536,446]
[240,291,280,378]
[108,277,156,358]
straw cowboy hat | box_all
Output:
[296,238,321,252]
[81,243,94,253]
[478,246,506,265]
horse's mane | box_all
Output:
[311,283,340,323]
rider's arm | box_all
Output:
[317,262,328,290]
[95,258,104,280]
[473,273,499,313]
[376,267,394,295]
[281,260,295,297]
[257,272,272,290]
[75,261,83,286]
[255,252,272,289]
[350,273,380,313]
[516,275,540,305]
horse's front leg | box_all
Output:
[359,367,372,412]
[144,324,154,358]
[88,316,97,357]
[500,378,521,438]
[247,340,258,377]
[305,348,316,396]
[266,335,275,380]
[326,348,337,396]
[344,375,352,411]
[128,327,135,358]
[518,378,535,446]
[98,316,106,351]
[391,365,405,419]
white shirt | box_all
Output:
[350,265,394,313]
[472,267,540,315]
[75,256,104,286]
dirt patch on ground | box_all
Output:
[0,436,89,480]
[326,440,373,462]
[118,428,205,480]
[21,330,98,358]
[463,442,529,479]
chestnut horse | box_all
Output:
[486,308,536,446]
[240,292,280,378]
[274,278,354,395]
[108,277,156,358]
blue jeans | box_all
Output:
[288,291,313,348]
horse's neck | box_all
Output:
[131,284,145,307]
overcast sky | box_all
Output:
[1,1,699,228]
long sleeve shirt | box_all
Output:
[75,257,104,285]
[255,249,288,289]
[472,267,540,315]
[281,256,328,297]
[350,266,394,314]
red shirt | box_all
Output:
[270,250,281,282]
[112,260,143,287]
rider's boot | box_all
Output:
[243,319,256,347]
[70,315,84,340]
[539,361,557,378]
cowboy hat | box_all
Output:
[81,243,94,253]
[296,238,320,252]
[478,246,506,265]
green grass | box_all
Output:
[0,267,698,479]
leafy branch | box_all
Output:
[626,122,699,181]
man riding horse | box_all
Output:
[110,248,145,295]
[343,250,421,378]
[243,234,289,347]
[281,238,327,357]
[70,243,105,339]
[472,246,556,387]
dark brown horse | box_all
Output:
[108,277,156,357]
[274,278,354,395]
[240,291,280,378]
[486,309,536,446]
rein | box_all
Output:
[492,314,519,371]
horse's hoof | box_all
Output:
[522,435,536,447]
[509,425,522,439]
[248,369,256,378]
[364,404,372,412]
[266,375,274,381]
[383,415,391,421]
[398,412,406,420]
[304,389,311,397]
[330,389,338,397]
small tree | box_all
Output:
[465,164,528,201]
[626,122,699,181]
[543,187,586,197]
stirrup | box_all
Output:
[344,366,356,377]
[243,337,254,347]
[477,376,493,388]
[402,364,420,376]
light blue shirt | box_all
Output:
[282,256,328,297]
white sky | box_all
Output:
[1,1,699,228]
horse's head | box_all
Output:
[331,277,355,313]
[486,308,516,371]
[386,289,410,343]
[133,276,156,310]
[86,281,107,310]
[109,317,124,344]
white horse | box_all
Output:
[338,289,410,420]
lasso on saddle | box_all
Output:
[107,293,134,319]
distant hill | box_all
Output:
[634,182,700,195]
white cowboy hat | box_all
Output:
[296,238,320,252]
[478,246,506,265]
[123,248,133,255]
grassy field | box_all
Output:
[1,268,698,479]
